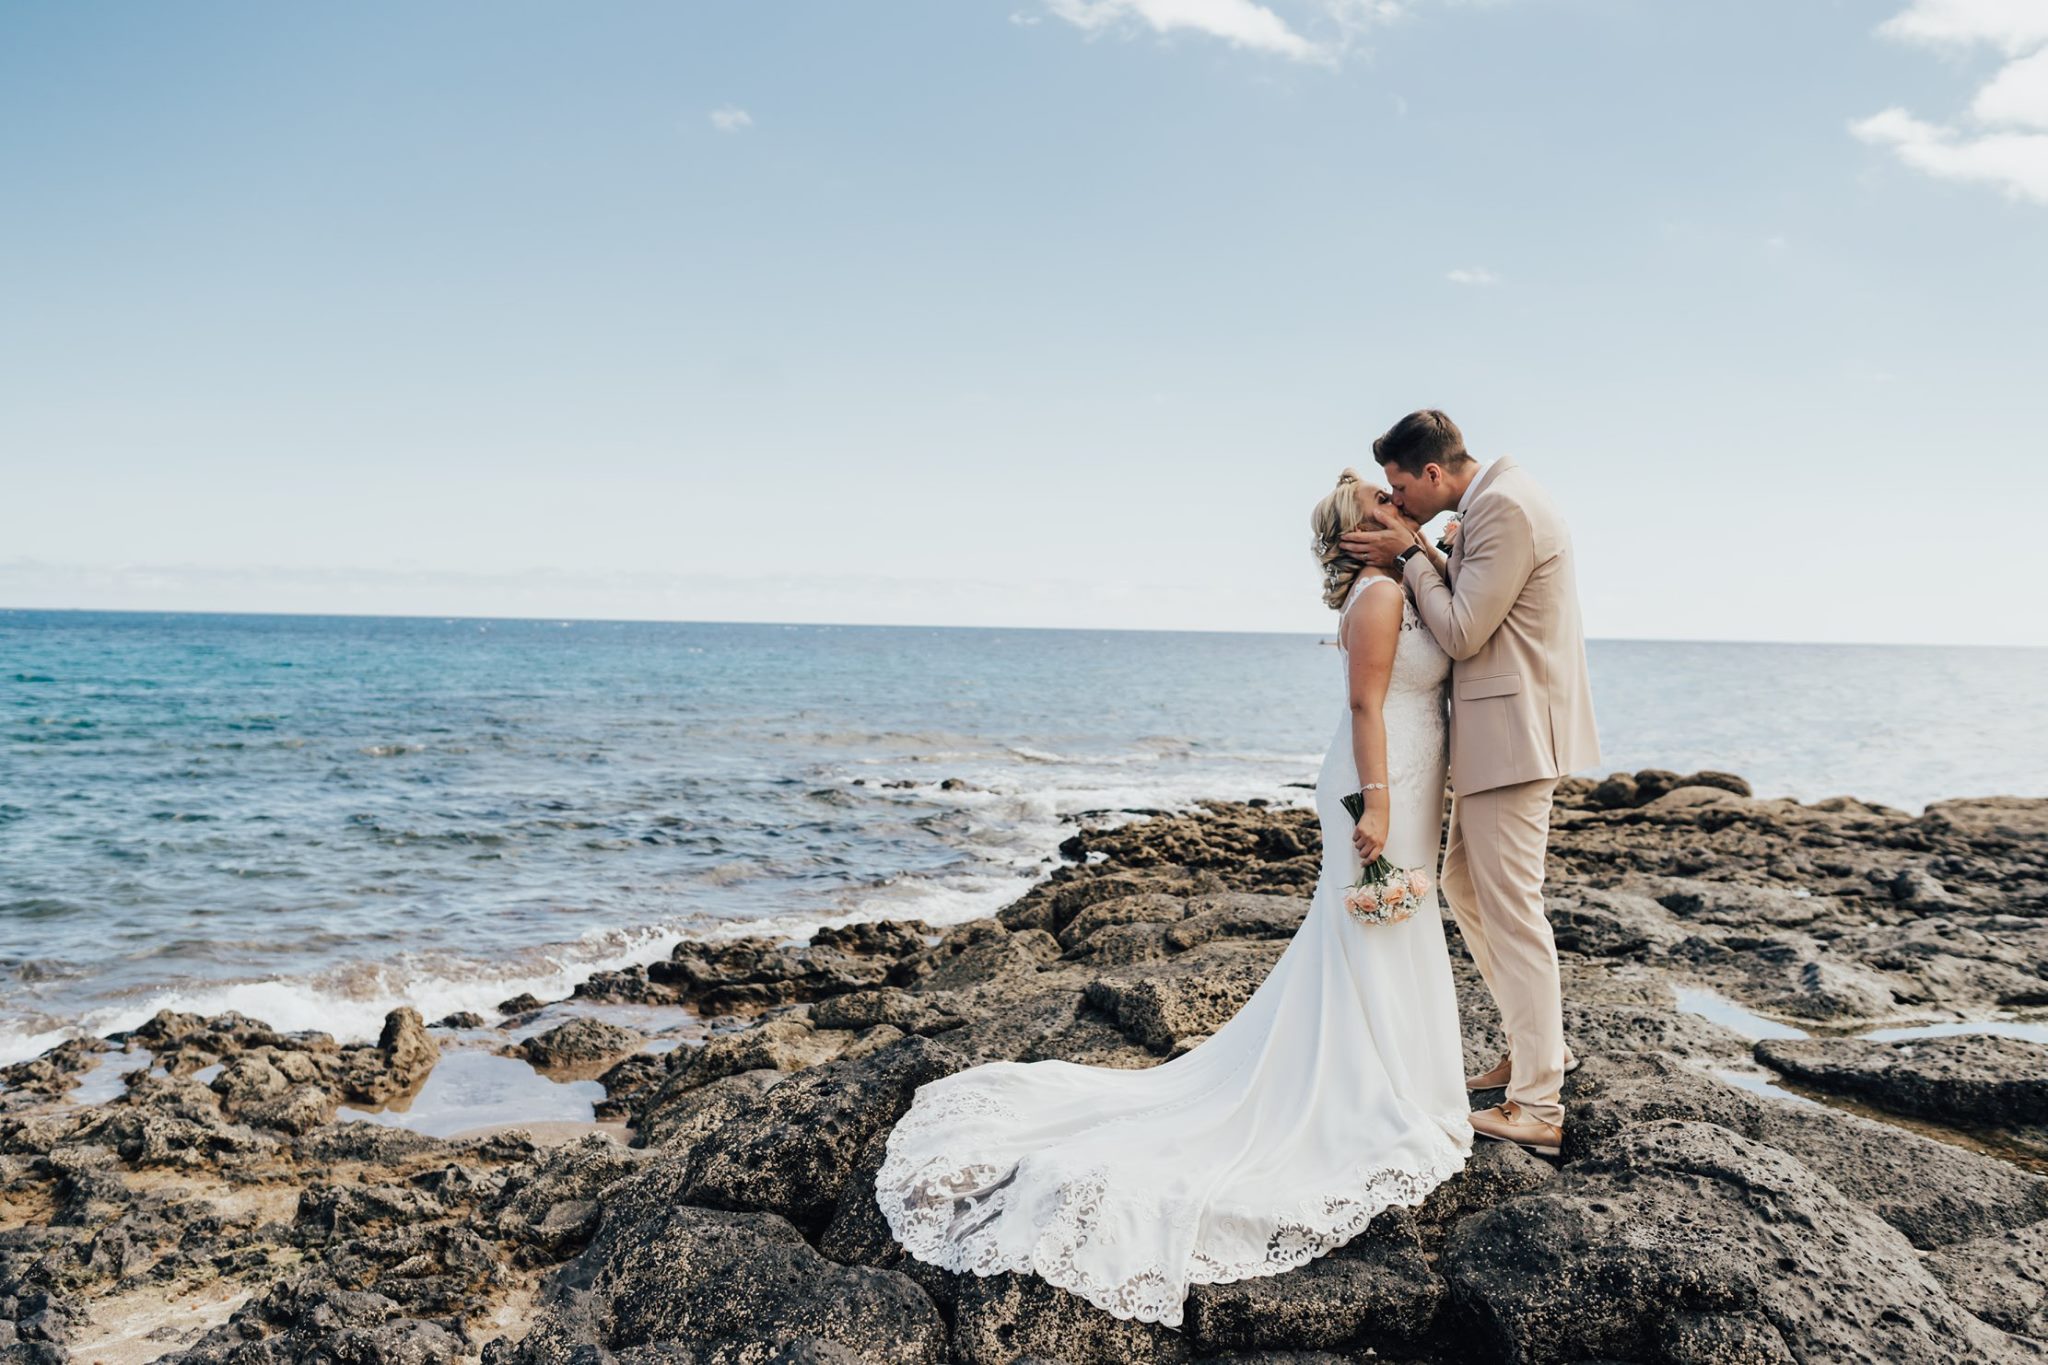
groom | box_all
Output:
[1341,409,1600,1155]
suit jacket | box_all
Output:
[1400,456,1601,795]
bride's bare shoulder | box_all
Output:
[1339,576,1405,653]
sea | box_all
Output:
[3,608,2045,1066]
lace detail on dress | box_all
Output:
[1322,572,1449,885]
[874,1083,1467,1328]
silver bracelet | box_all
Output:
[1359,783,1389,791]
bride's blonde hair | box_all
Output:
[1309,469,1372,611]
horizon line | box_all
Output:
[3,604,2044,653]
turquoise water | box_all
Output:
[4,608,2044,1063]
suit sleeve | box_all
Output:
[1400,497,1536,662]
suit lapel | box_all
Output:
[1448,457,1514,584]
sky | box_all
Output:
[1,0,2044,645]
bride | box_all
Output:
[873,469,1474,1328]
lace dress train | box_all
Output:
[873,575,1473,1327]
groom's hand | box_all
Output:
[1339,525,1420,569]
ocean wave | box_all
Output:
[0,760,1312,1068]
[0,923,692,1066]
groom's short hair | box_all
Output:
[1374,409,1474,476]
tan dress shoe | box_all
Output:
[1469,1100,1562,1158]
[1464,1050,1580,1091]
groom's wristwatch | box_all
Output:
[1395,542,1423,570]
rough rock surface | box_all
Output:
[517,1016,648,1070]
[1756,1032,2048,1128]
[3,774,2047,1363]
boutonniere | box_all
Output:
[1435,518,1460,554]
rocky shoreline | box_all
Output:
[4,771,2047,1363]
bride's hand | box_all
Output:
[1352,807,1388,864]
[1337,525,1415,568]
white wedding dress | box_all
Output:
[873,574,1473,1328]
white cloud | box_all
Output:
[1973,46,2048,128]
[1046,0,1323,61]
[1877,0,2048,55]
[1037,0,1411,64]
[709,106,754,134]
[1446,267,1498,285]
[1856,0,2048,204]
[1852,108,2048,203]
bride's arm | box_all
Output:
[1343,583,1404,865]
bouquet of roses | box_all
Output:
[1338,791,1433,927]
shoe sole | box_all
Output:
[1474,1129,1561,1158]
[1465,1056,1580,1091]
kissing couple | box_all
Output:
[876,408,1602,1329]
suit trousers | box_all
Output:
[1440,776,1565,1126]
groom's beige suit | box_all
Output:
[1400,456,1600,1127]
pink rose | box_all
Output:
[1408,870,1431,896]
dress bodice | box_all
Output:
[1334,574,1451,699]
[1320,574,1451,874]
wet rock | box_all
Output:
[500,1202,947,1365]
[433,1011,486,1029]
[294,1121,456,1166]
[1443,1120,2025,1363]
[1641,877,1831,931]
[1757,1033,2048,1128]
[595,1053,668,1121]
[951,1270,1191,1365]
[1631,768,1683,804]
[1561,1002,1749,1065]
[486,1134,643,1259]
[208,1050,341,1134]
[1182,1211,1443,1354]
[888,921,1062,994]
[0,1039,105,1101]
[71,1105,281,1172]
[1084,941,1288,1054]
[1890,865,1961,912]
[520,1018,647,1070]
[336,1008,440,1105]
[929,990,1091,1067]
[295,1182,448,1237]
[1055,893,1191,950]
[1680,770,1754,798]
[816,1130,966,1314]
[654,1017,845,1100]
[1589,772,1638,810]
[1925,1218,2048,1338]
[160,1272,466,1364]
[1547,887,1686,957]
[1756,1102,2048,1250]
[648,936,894,1018]
[1161,893,1307,952]
[1670,933,1903,1023]
[681,1035,965,1236]
[498,992,548,1015]
[635,1069,782,1151]
[808,920,935,959]
[1413,1137,1559,1253]
[1560,1052,2048,1250]
[809,988,967,1036]
[998,868,1210,938]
